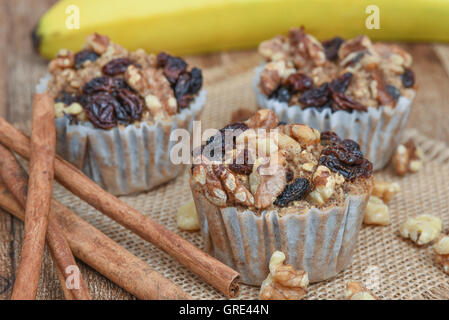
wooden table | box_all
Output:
[0,0,449,300]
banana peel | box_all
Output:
[33,0,449,59]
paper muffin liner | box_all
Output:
[36,74,206,195]
[253,65,414,171]
[191,187,370,286]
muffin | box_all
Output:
[254,27,416,170]
[190,109,373,285]
[36,33,206,195]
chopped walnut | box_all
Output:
[345,281,379,300]
[364,196,390,226]
[372,180,400,203]
[48,49,75,72]
[125,65,177,120]
[307,165,345,206]
[213,164,254,207]
[259,60,295,95]
[433,235,449,274]
[84,33,110,55]
[278,124,320,147]
[399,214,442,245]
[258,35,290,61]
[393,140,424,176]
[253,154,287,209]
[176,200,200,232]
[260,251,309,300]
[245,109,278,130]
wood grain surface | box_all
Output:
[0,0,448,300]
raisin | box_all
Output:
[322,37,344,61]
[174,68,203,108]
[102,58,137,76]
[274,178,310,207]
[286,170,294,183]
[329,73,366,112]
[74,50,99,69]
[55,91,77,105]
[204,122,249,158]
[401,68,415,88]
[286,73,313,93]
[319,135,372,181]
[174,72,190,100]
[229,149,253,175]
[84,92,119,129]
[269,86,291,103]
[188,67,203,94]
[329,72,353,94]
[386,85,400,101]
[298,83,330,107]
[82,76,115,95]
[116,88,143,121]
[320,131,341,146]
[157,52,187,84]
[332,92,367,112]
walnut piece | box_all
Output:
[213,164,254,207]
[399,214,442,245]
[372,180,400,203]
[260,251,309,300]
[345,281,378,300]
[84,33,110,55]
[253,154,287,209]
[258,35,289,61]
[307,165,344,206]
[364,196,390,226]
[393,139,424,176]
[48,49,75,72]
[278,124,320,147]
[125,65,177,121]
[176,200,200,232]
[245,109,278,130]
[433,235,449,274]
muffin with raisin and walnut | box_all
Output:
[190,109,373,285]
[254,27,416,171]
[36,33,205,195]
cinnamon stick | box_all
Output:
[0,183,191,300]
[11,94,56,300]
[0,117,241,298]
[0,143,90,300]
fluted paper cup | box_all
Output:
[37,74,206,195]
[253,65,414,171]
[191,186,370,286]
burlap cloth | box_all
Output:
[24,55,449,299]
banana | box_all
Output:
[34,0,449,59]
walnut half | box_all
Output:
[399,214,442,245]
[364,196,390,226]
[345,281,379,300]
[393,139,424,176]
[259,251,309,300]
[176,200,200,232]
[372,180,400,203]
[433,235,449,274]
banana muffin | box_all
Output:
[190,109,373,285]
[254,27,416,170]
[37,33,206,195]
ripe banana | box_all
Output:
[33,0,449,59]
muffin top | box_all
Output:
[190,110,373,215]
[258,27,416,112]
[46,33,203,129]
